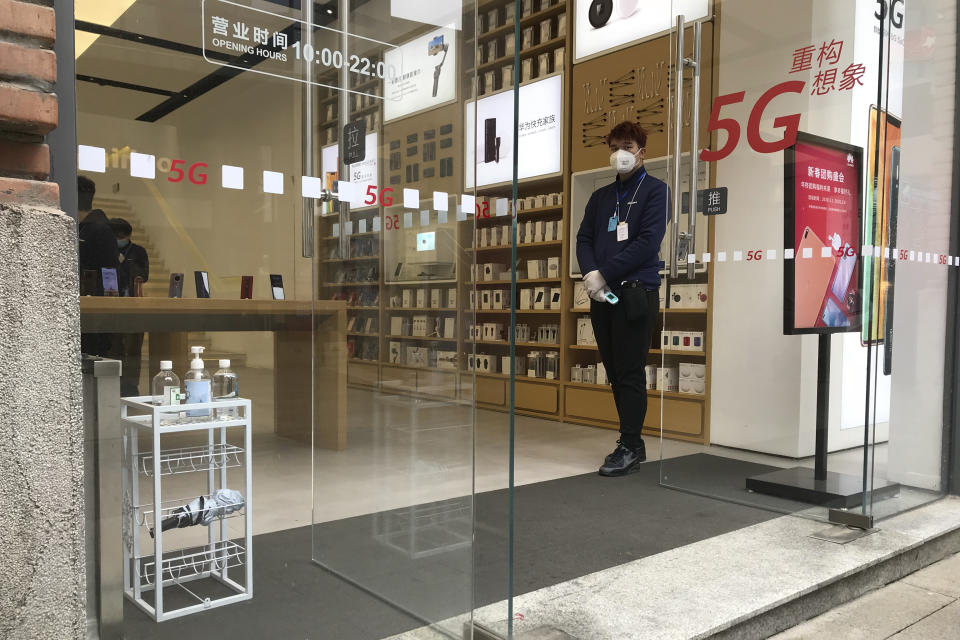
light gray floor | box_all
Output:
[772,551,960,640]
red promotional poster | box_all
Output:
[784,132,862,335]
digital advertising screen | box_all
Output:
[861,107,902,347]
[783,132,863,335]
[383,27,457,122]
[464,74,563,188]
[573,0,709,62]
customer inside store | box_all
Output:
[576,122,669,477]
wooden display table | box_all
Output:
[80,298,347,449]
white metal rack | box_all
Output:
[121,396,253,622]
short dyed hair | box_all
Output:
[605,122,648,149]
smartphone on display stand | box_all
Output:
[101,268,119,297]
[270,274,285,300]
[194,271,210,298]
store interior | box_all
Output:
[74,0,951,638]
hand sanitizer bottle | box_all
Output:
[183,346,211,419]
[151,361,182,425]
[213,359,239,419]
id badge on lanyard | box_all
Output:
[616,222,628,242]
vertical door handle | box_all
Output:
[669,15,686,279]
[686,21,702,279]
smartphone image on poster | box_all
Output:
[794,227,835,329]
[101,268,119,297]
[270,274,285,300]
[194,271,210,298]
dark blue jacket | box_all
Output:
[576,169,670,289]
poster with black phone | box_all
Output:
[169,273,184,298]
[883,146,900,375]
[240,275,254,300]
[270,274,285,300]
[194,271,210,298]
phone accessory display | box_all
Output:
[168,273,184,298]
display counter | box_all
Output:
[80,298,347,449]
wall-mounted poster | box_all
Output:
[348,132,379,210]
[783,132,863,335]
[464,74,563,188]
[574,0,710,63]
[383,27,457,123]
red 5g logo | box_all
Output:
[700,81,805,162]
[167,159,208,184]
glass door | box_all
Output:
[656,0,951,528]
[658,0,909,522]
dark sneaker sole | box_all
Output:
[598,457,646,476]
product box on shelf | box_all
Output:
[669,283,709,309]
[679,378,706,395]
[443,317,456,339]
[447,288,457,308]
[656,367,679,392]
[645,364,658,389]
[413,315,428,337]
[597,361,608,385]
[573,282,590,309]
[520,288,533,309]
[571,364,582,382]
[416,289,426,308]
[390,316,403,335]
[582,364,597,384]
[389,341,402,363]
[481,290,492,309]
[547,256,560,277]
[430,289,440,308]
[679,362,706,380]
[549,289,561,309]
[402,289,413,308]
[533,286,547,309]
[408,347,428,368]
[577,317,596,346]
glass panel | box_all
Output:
[77,0,485,637]
[864,0,950,520]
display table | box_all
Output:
[80,298,347,449]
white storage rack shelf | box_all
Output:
[122,396,253,622]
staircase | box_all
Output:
[93,196,171,297]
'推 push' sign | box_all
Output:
[201,0,400,98]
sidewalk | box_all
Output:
[772,551,960,639]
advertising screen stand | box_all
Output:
[745,336,898,523]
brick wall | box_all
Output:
[0,1,86,638]
[0,0,59,206]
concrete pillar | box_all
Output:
[0,1,86,637]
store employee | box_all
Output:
[576,122,668,477]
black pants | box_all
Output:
[590,287,659,448]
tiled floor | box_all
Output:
[772,551,960,640]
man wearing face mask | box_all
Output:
[109,217,149,297]
[576,122,668,476]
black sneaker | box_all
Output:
[599,440,646,477]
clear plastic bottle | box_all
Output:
[183,346,212,419]
[151,360,182,425]
[213,359,239,419]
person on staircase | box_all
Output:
[109,217,149,396]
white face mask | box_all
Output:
[610,149,638,174]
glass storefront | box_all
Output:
[73,0,956,638]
